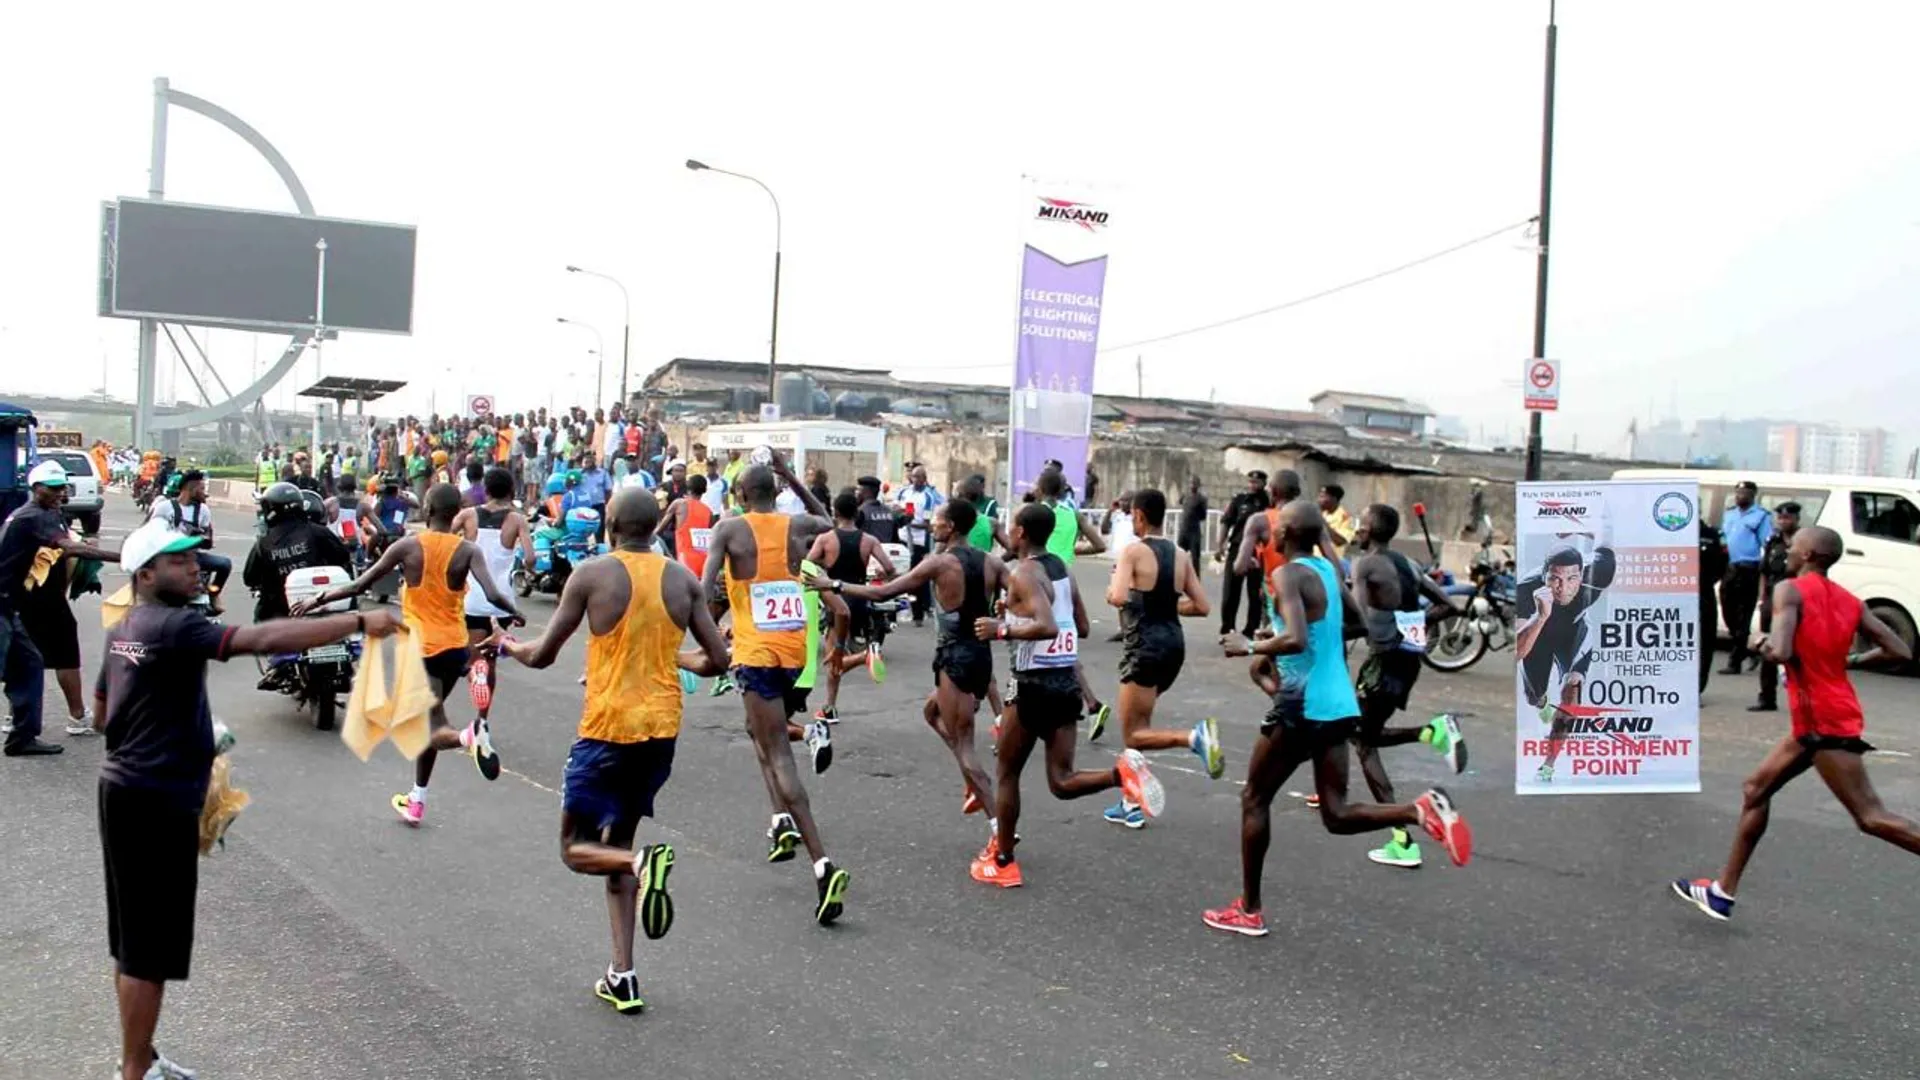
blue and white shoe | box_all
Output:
[1669,877,1735,921]
[1103,801,1146,829]
[1192,717,1225,779]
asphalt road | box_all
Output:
[4,499,1918,1079]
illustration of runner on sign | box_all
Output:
[1516,497,1615,784]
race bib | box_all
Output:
[1394,609,1428,653]
[1033,628,1077,667]
[689,528,712,553]
[749,580,806,632]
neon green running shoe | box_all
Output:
[710,673,736,697]
[1089,701,1111,742]
[1367,828,1423,869]
[1425,713,1466,774]
[1192,717,1225,779]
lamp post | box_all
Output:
[1523,0,1559,483]
[555,316,605,406]
[564,265,631,407]
[686,158,782,404]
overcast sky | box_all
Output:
[2,1,1916,457]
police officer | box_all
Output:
[242,482,354,623]
[1750,501,1801,712]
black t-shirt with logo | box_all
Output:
[0,504,68,613]
[95,603,235,810]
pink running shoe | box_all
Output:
[1202,897,1269,937]
[1413,787,1472,866]
[469,655,492,712]
[392,793,425,826]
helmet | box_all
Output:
[258,481,305,522]
[300,490,328,526]
[566,469,582,486]
[544,475,567,496]
[163,473,184,497]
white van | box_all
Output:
[1611,468,1920,654]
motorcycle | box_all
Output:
[866,541,915,626]
[1422,542,1517,673]
[516,506,606,597]
[257,565,362,731]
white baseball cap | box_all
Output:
[121,519,207,574]
[27,460,67,488]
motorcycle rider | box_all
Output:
[242,482,355,625]
[149,468,230,615]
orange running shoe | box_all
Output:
[1115,749,1166,818]
[962,789,984,815]
[970,841,1023,888]
[468,655,492,712]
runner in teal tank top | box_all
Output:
[1203,500,1474,939]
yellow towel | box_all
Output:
[101,584,134,630]
[341,627,434,761]
[200,756,251,856]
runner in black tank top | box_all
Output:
[814,500,1005,850]
[1101,491,1221,828]
[1349,505,1467,868]
[803,493,901,721]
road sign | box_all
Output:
[467,394,493,416]
[759,403,781,423]
[1524,359,1560,412]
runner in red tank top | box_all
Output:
[1672,525,1920,922]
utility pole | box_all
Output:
[1523,1,1558,482]
[1135,354,1143,398]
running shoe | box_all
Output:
[1304,793,1322,810]
[635,843,676,940]
[815,860,851,925]
[151,1049,198,1079]
[130,1064,165,1080]
[1102,801,1146,829]
[468,655,492,712]
[709,673,736,697]
[813,705,839,724]
[468,718,501,781]
[64,709,96,737]
[1535,762,1555,784]
[1669,877,1735,922]
[805,721,833,774]
[1201,897,1269,938]
[867,644,887,684]
[677,668,699,694]
[962,789,984,815]
[970,841,1023,888]
[1413,787,1472,866]
[1367,828,1423,869]
[1116,749,1166,818]
[767,814,800,863]
[594,968,646,1014]
[990,713,1003,744]
[1193,717,1225,779]
[1425,713,1467,774]
[392,793,425,826]
[1089,701,1110,741]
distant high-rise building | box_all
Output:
[1690,417,1774,471]
[1767,422,1893,477]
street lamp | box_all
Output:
[564,264,632,408]
[686,158,782,405]
[555,316,605,406]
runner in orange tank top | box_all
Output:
[505,487,728,1012]
[1671,525,1920,923]
[659,475,716,579]
[299,483,524,827]
[1234,470,1340,708]
[702,451,853,926]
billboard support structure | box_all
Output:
[131,77,331,446]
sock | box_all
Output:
[458,724,475,748]
[1710,881,1734,900]
[813,856,830,879]
[987,817,998,841]
[772,813,788,830]
[1418,724,1435,744]
[1188,727,1200,749]
[1122,798,1138,812]
[410,785,428,804]
[608,965,635,982]
[1391,827,1411,846]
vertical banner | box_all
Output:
[1515,480,1701,795]
[1009,180,1112,501]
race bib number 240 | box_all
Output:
[750,580,806,632]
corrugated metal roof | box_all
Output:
[1308,389,1434,416]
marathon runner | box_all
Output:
[970,503,1158,887]
[805,491,896,720]
[1033,468,1111,735]
[1672,525,1920,922]
[1347,504,1467,868]
[296,483,525,826]
[815,500,1002,838]
[1100,488,1221,831]
[453,467,535,726]
[1515,505,1615,784]
[503,487,729,1012]
[701,454,849,925]
[658,474,716,580]
[1203,500,1471,938]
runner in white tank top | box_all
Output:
[453,469,535,723]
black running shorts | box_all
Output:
[1009,670,1082,737]
[99,780,201,983]
[423,647,471,703]
[1356,649,1422,729]
[933,642,994,699]
[1119,641,1185,693]
[1797,733,1875,755]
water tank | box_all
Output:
[832,391,869,419]
[728,387,761,415]
[811,388,831,415]
[777,373,814,417]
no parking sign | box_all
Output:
[467,394,493,416]
[1523,360,1560,411]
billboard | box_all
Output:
[1008,180,1112,500]
[99,198,416,334]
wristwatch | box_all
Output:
[832,580,845,594]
